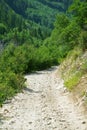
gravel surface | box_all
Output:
[0,67,87,130]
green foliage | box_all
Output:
[44,0,87,64]
[54,14,70,29]
[0,41,58,105]
[44,13,81,63]
[34,46,53,70]
[0,44,26,105]
[79,31,87,50]
[0,70,25,105]
[61,46,87,91]
[64,57,87,91]
[5,0,71,29]
[0,0,72,43]
[0,23,7,34]
[68,0,87,28]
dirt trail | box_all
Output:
[0,67,87,130]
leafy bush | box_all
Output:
[0,70,25,105]
[0,44,26,105]
[0,42,59,105]
[0,23,7,34]
[79,31,87,50]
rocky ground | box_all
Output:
[0,66,87,130]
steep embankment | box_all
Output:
[60,48,87,107]
[0,67,87,130]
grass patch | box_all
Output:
[67,47,82,61]
[81,61,87,73]
[64,72,82,90]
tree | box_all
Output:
[0,23,7,34]
[68,0,87,28]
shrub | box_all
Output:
[0,23,7,34]
[79,31,87,50]
[0,70,25,105]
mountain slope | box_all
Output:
[59,48,87,108]
[3,0,72,29]
[0,0,73,43]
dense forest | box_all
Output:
[0,0,87,105]
[0,0,72,41]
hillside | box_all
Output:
[0,0,72,43]
[4,0,72,28]
[59,48,87,108]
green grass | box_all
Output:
[64,72,82,90]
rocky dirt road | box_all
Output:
[0,67,87,130]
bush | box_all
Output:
[0,23,7,34]
[79,31,87,50]
[0,70,25,105]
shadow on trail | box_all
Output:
[26,66,58,76]
[24,87,42,93]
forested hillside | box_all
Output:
[0,0,72,43]
[4,0,72,28]
[0,0,87,105]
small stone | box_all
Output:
[29,122,32,124]
[48,117,52,120]
[59,119,66,122]
[82,121,86,124]
[43,117,46,120]
[41,109,45,112]
[53,126,57,129]
[10,120,15,124]
[4,109,9,113]
[47,122,51,125]
[37,119,40,122]
[43,104,47,108]
[41,94,46,98]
